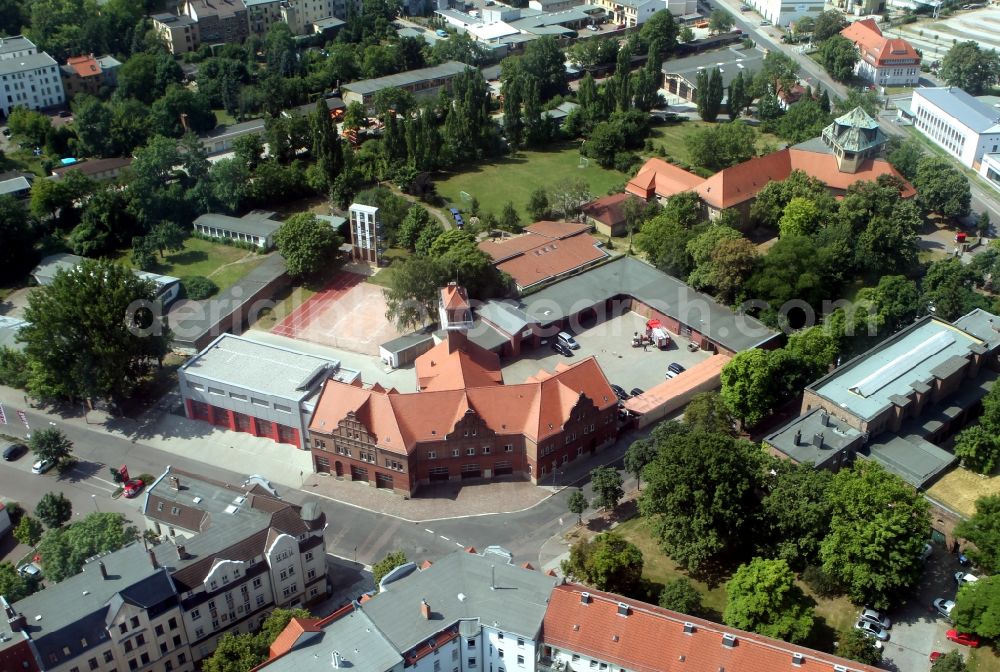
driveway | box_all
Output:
[879,543,972,671]
[501,311,712,393]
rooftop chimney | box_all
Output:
[580,592,590,605]
[420,599,430,620]
[169,476,180,490]
[820,410,830,426]
[98,561,108,580]
[813,432,824,448]
[148,549,159,570]
[332,651,342,669]
[793,429,801,445]
[177,544,188,560]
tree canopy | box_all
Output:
[590,466,625,510]
[561,532,644,595]
[954,495,1000,574]
[940,41,1000,95]
[723,557,815,643]
[914,156,971,219]
[952,575,1000,640]
[30,428,74,467]
[373,550,408,588]
[35,492,73,529]
[274,213,344,279]
[37,512,139,583]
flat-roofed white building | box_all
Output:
[0,36,65,116]
[743,0,823,27]
[178,333,360,448]
[192,210,282,249]
[911,87,1000,168]
[980,152,1000,194]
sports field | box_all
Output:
[434,144,627,221]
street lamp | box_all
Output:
[92,494,100,513]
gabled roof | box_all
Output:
[64,54,102,78]
[581,193,633,226]
[841,19,920,67]
[415,332,503,391]
[478,222,609,289]
[543,584,881,672]
[625,157,704,200]
[441,282,470,311]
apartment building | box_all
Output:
[181,0,249,45]
[143,467,330,663]
[911,87,1000,168]
[0,36,65,117]
[0,543,194,672]
[60,54,121,98]
[309,330,619,493]
[151,14,201,55]
[840,19,920,87]
[246,0,284,35]
[590,0,659,26]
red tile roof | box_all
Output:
[543,584,881,672]
[267,617,322,659]
[493,233,608,289]
[841,19,920,67]
[65,54,102,78]
[696,147,915,209]
[581,193,632,228]
[415,331,503,391]
[441,282,470,311]
[310,357,617,453]
[626,158,705,200]
[525,220,591,238]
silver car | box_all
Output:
[933,598,955,620]
[855,620,890,642]
[859,608,891,630]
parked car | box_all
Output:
[933,598,955,620]
[629,387,644,397]
[2,443,27,461]
[586,23,599,30]
[954,572,979,586]
[859,608,891,630]
[17,562,41,578]
[610,384,629,401]
[551,340,573,357]
[665,362,686,378]
[31,458,54,474]
[436,28,448,37]
[449,208,460,216]
[855,620,890,642]
[921,542,933,561]
[557,331,580,350]
[123,478,145,498]
[946,630,981,647]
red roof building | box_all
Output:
[478,221,609,291]
[581,193,635,237]
[625,157,704,201]
[542,584,882,672]
[840,19,920,87]
[308,337,619,493]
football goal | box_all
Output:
[578,157,589,168]
[459,190,473,202]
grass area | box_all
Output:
[927,467,1000,518]
[365,248,410,289]
[434,143,627,219]
[971,647,1000,672]
[212,108,239,126]
[645,120,785,174]
[612,516,867,656]
[115,237,266,292]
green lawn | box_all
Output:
[613,516,871,656]
[646,120,785,173]
[434,144,627,220]
[115,237,266,292]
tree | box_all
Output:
[940,41,1000,95]
[7,106,52,148]
[500,201,522,231]
[686,121,758,171]
[527,187,551,221]
[914,156,971,219]
[561,532,643,595]
[759,462,832,568]
[658,578,703,616]
[0,195,35,284]
[855,200,921,275]
[931,651,968,672]
[568,489,589,524]
[887,137,924,181]
[978,211,991,236]
[35,492,73,529]
[778,196,823,237]
[639,10,679,55]
[708,8,733,34]
[0,562,39,603]
[836,628,884,666]
[720,349,781,427]
[30,428,73,467]
[922,258,990,321]
[519,36,567,101]
[624,439,657,490]
[546,178,592,219]
[72,94,115,157]
[20,259,170,402]
[696,67,724,121]
[150,221,187,259]
[311,97,345,195]
[384,256,445,331]
[952,575,1000,639]
[856,274,922,334]
[820,461,930,608]
[728,71,747,121]
[833,88,880,116]
[13,515,43,547]
[373,550,408,588]
[954,425,1000,475]
[273,213,343,279]
[820,35,860,82]
[751,170,833,229]
[634,193,700,277]
[590,466,624,510]
[639,427,762,573]
[955,495,1000,574]
[683,391,736,435]
[202,632,266,672]
[775,99,833,143]
[36,512,139,583]
[811,9,846,42]
[724,558,815,643]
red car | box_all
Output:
[123,479,145,498]
[946,630,981,647]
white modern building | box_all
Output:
[192,210,281,248]
[0,36,65,117]
[742,0,823,27]
[350,202,383,265]
[980,152,1000,194]
[911,87,1000,169]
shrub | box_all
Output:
[184,276,218,300]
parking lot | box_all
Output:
[501,311,713,392]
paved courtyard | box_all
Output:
[502,311,713,393]
[894,7,1000,64]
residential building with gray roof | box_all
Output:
[0,35,65,116]
[342,61,469,110]
[192,209,280,248]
